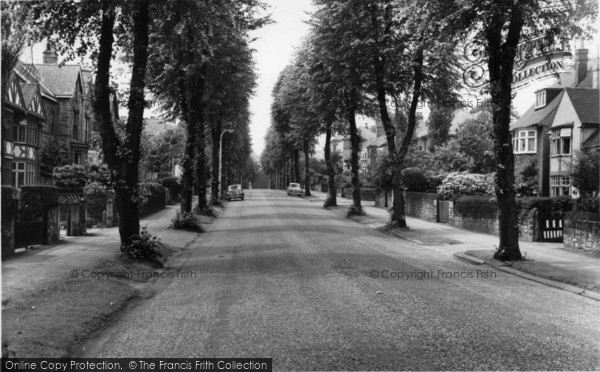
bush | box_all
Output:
[120,227,164,266]
[401,167,427,191]
[169,211,203,232]
[195,204,217,218]
[346,204,365,217]
[2,186,19,215]
[160,177,180,190]
[438,172,494,199]
[52,165,89,188]
[20,185,59,209]
[83,181,107,194]
[574,194,599,213]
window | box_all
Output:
[512,130,536,153]
[2,109,14,140]
[361,151,367,160]
[550,176,572,197]
[73,110,79,140]
[550,128,572,156]
[535,90,546,108]
[12,161,35,188]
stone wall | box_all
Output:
[404,192,439,222]
[450,198,499,235]
[342,188,376,201]
[563,212,600,253]
[518,208,538,241]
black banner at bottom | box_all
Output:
[1,359,272,372]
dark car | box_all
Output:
[226,184,244,201]
[286,183,303,197]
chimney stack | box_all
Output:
[574,48,588,85]
[42,41,58,64]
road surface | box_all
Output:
[79,189,600,370]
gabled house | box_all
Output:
[331,123,376,173]
[548,88,599,197]
[16,43,91,172]
[1,72,46,187]
[510,47,598,196]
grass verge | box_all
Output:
[1,251,177,358]
[465,249,600,293]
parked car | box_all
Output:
[226,184,244,201]
[286,183,304,197]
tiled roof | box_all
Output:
[19,83,37,108]
[565,88,599,125]
[34,64,81,96]
[582,129,599,149]
[367,135,387,148]
[511,90,564,130]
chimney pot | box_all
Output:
[42,41,58,64]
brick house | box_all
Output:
[510,48,598,196]
[548,88,599,197]
[331,123,376,173]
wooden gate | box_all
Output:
[14,208,47,248]
[541,216,563,242]
[438,200,451,223]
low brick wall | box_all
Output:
[563,212,600,252]
[375,189,392,208]
[342,188,376,201]
[450,198,499,235]
[404,192,439,222]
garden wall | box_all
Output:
[450,197,500,235]
[563,212,600,253]
[404,192,439,222]
[341,188,376,201]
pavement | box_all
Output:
[306,190,600,300]
[1,204,200,302]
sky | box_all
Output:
[248,0,315,158]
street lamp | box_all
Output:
[219,129,234,198]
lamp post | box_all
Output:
[219,129,234,198]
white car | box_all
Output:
[286,183,303,197]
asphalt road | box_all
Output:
[80,189,600,370]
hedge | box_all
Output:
[19,185,59,209]
[1,186,19,215]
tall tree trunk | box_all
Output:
[179,77,195,213]
[117,0,149,244]
[190,72,207,210]
[346,90,362,211]
[324,120,337,207]
[210,119,221,203]
[303,138,311,196]
[392,47,424,228]
[293,149,300,183]
[487,8,523,261]
[370,1,402,225]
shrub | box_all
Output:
[52,165,89,188]
[346,204,365,217]
[438,172,494,199]
[169,211,203,232]
[83,181,107,194]
[569,148,600,196]
[160,177,180,190]
[20,185,59,209]
[120,227,164,266]
[2,186,19,215]
[401,167,427,191]
[551,195,573,212]
[574,194,599,213]
[195,204,217,218]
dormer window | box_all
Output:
[535,90,546,109]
